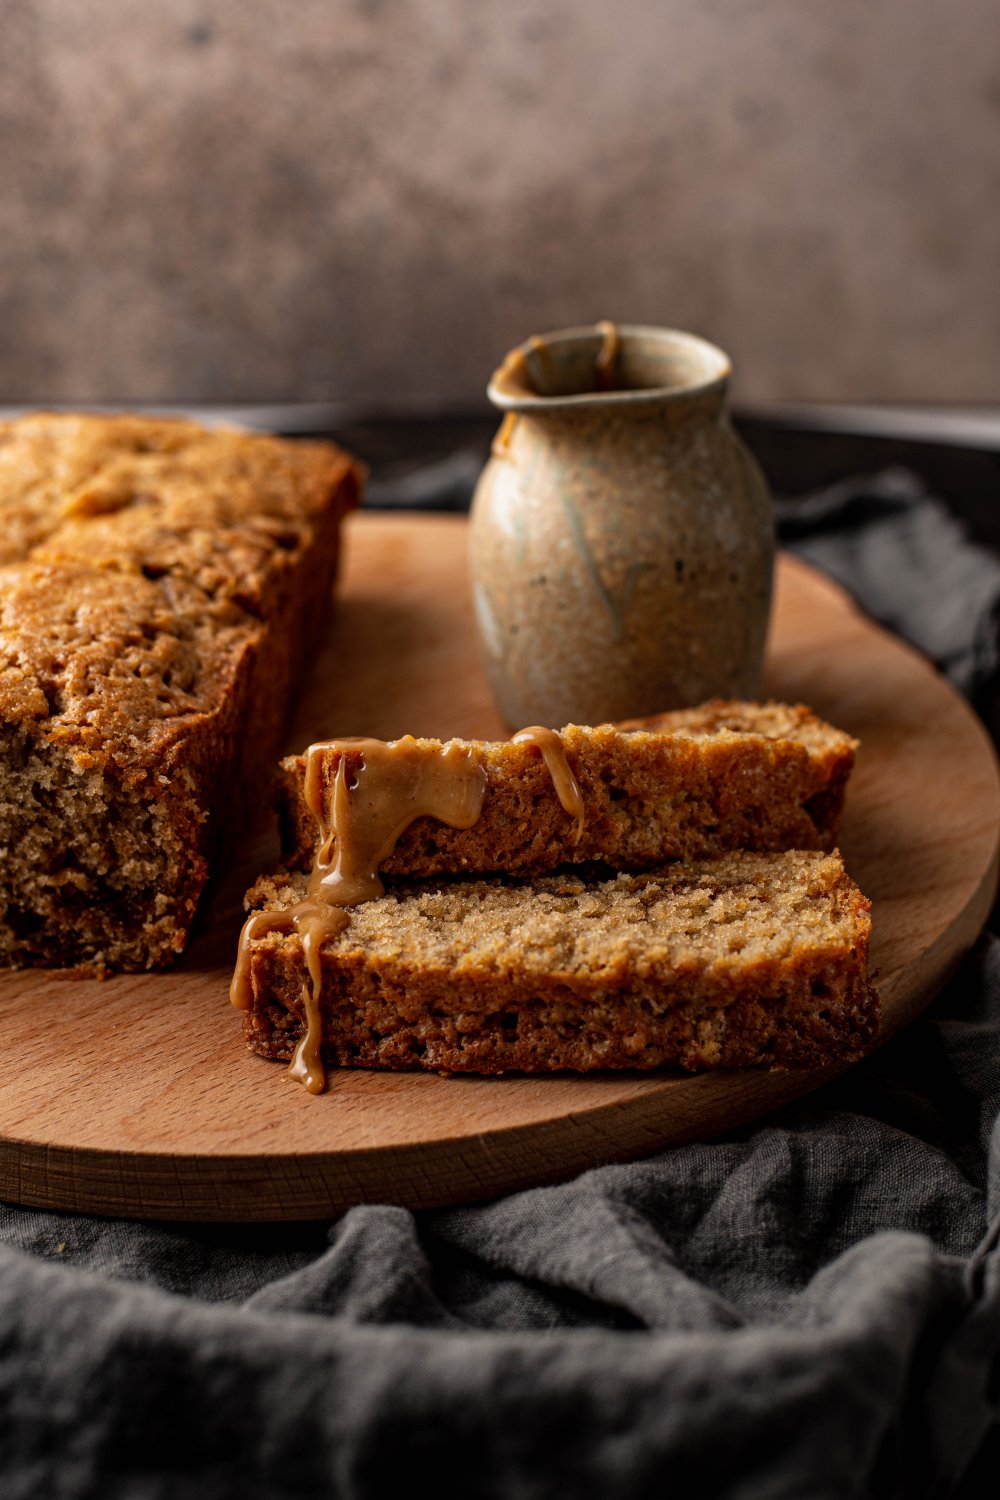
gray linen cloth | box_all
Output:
[1,472,998,1499]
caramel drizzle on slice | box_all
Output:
[511,726,586,844]
[594,320,620,391]
[231,902,349,1093]
[231,737,487,1094]
[231,728,587,1094]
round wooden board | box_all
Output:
[1,513,997,1222]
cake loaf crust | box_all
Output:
[241,851,876,1076]
[0,412,362,971]
[277,702,857,880]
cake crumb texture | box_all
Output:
[243,850,876,1075]
[0,412,361,971]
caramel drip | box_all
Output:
[496,335,556,398]
[230,901,349,1092]
[305,737,487,905]
[594,321,620,391]
[491,412,519,460]
[287,903,348,1092]
[511,726,586,843]
[231,737,487,1094]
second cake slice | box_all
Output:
[240,850,876,1077]
[277,701,857,880]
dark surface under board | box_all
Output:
[313,407,1000,550]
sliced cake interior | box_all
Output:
[240,850,875,1076]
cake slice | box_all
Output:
[276,702,857,880]
[239,850,876,1076]
[0,412,362,971]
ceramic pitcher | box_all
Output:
[468,324,774,727]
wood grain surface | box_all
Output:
[1,513,997,1222]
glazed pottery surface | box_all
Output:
[468,324,775,728]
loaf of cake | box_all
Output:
[239,851,876,1075]
[276,702,857,879]
[0,412,362,971]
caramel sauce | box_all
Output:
[232,728,587,1093]
[495,325,619,401]
[231,737,487,1093]
[491,412,519,460]
[594,321,620,391]
[305,737,487,906]
[231,902,349,1092]
[511,726,586,843]
[496,335,557,398]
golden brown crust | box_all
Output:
[0,412,362,971]
[277,704,857,879]
[241,852,877,1075]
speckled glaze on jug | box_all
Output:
[468,324,775,727]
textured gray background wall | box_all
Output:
[1,0,998,408]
